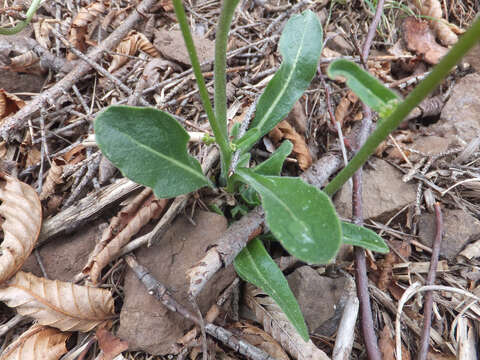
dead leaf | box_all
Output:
[40,158,66,201]
[0,324,69,360]
[268,120,312,170]
[67,1,107,60]
[8,51,44,74]
[108,31,160,73]
[402,17,448,64]
[232,322,290,360]
[0,271,115,332]
[0,173,42,285]
[245,285,329,360]
[416,0,458,45]
[96,327,128,360]
[63,145,85,164]
[379,325,411,360]
[0,89,25,120]
[33,19,52,49]
[84,188,168,284]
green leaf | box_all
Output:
[236,10,323,151]
[253,140,293,176]
[341,221,389,253]
[236,168,341,264]
[234,238,309,341]
[95,105,210,198]
[327,59,400,117]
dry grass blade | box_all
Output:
[269,120,312,170]
[108,30,160,72]
[0,324,70,360]
[244,284,329,360]
[0,173,42,285]
[0,271,115,332]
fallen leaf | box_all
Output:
[0,324,69,360]
[67,1,107,60]
[8,51,44,74]
[245,285,330,360]
[417,0,458,45]
[0,271,115,332]
[232,322,290,360]
[268,120,312,170]
[402,17,448,64]
[96,327,128,360]
[0,173,42,285]
[379,325,411,360]
[108,31,160,72]
[83,188,168,284]
[40,158,66,201]
[0,90,25,120]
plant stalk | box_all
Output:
[172,0,232,177]
[0,0,41,35]
[324,16,480,197]
[214,0,240,175]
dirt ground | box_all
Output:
[0,0,480,359]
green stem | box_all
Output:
[214,0,240,144]
[172,0,231,176]
[0,0,41,35]
[324,16,480,197]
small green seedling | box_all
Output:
[95,0,480,340]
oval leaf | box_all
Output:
[236,168,341,264]
[341,221,389,253]
[0,325,69,360]
[327,59,400,117]
[234,238,309,341]
[0,271,115,332]
[236,10,323,151]
[0,173,42,285]
[95,106,210,198]
[253,140,293,176]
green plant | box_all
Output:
[95,0,480,340]
[0,0,41,35]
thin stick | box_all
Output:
[417,203,443,360]
[125,255,276,360]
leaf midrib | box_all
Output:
[240,171,312,243]
[253,14,311,132]
[113,128,207,184]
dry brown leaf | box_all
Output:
[40,158,66,201]
[416,0,458,45]
[8,51,43,73]
[268,120,312,170]
[96,327,128,360]
[63,145,86,164]
[232,322,290,360]
[0,271,115,332]
[85,189,168,284]
[245,285,329,360]
[379,325,411,360]
[33,19,52,49]
[108,31,160,73]
[67,1,107,60]
[0,173,42,285]
[0,324,69,360]
[402,16,448,64]
[0,90,25,120]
